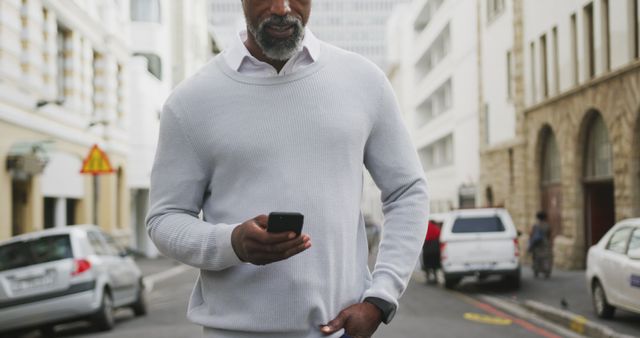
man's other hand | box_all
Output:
[320,302,382,338]
[231,214,311,265]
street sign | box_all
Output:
[80,144,114,175]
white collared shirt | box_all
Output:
[222,28,320,77]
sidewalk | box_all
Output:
[475,267,640,337]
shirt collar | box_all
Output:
[224,27,320,72]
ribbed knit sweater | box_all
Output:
[146,42,429,338]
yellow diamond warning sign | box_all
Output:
[80,144,114,175]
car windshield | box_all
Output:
[452,216,506,233]
[0,235,73,272]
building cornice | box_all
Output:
[524,60,640,114]
[480,137,526,155]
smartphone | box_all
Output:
[267,212,304,236]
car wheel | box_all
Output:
[93,290,115,331]
[592,281,615,319]
[131,281,148,317]
[502,273,521,289]
[443,275,461,289]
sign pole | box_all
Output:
[80,144,114,227]
[93,174,99,225]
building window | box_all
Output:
[584,2,595,79]
[571,13,579,85]
[130,0,161,23]
[419,134,454,170]
[506,50,514,99]
[552,27,560,95]
[42,7,50,87]
[630,0,639,59]
[415,23,451,82]
[540,34,548,99]
[56,24,71,101]
[484,103,490,145]
[44,197,56,229]
[508,148,514,189]
[629,0,640,59]
[117,64,124,121]
[530,42,537,103]
[585,114,612,180]
[66,199,77,225]
[601,0,610,71]
[93,51,102,117]
[416,79,452,127]
[414,0,445,32]
[133,53,162,80]
[487,0,506,23]
[20,0,27,74]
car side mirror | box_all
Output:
[629,249,640,260]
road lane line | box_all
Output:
[453,291,563,338]
[143,264,191,292]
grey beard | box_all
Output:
[248,15,305,61]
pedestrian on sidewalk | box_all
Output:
[145,1,429,337]
[528,211,553,278]
[422,220,442,284]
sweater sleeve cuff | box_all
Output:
[209,222,243,270]
[361,274,402,308]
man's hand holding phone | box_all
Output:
[231,214,311,265]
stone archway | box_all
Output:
[580,110,615,248]
[537,125,562,238]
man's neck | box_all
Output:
[244,34,288,72]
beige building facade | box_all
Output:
[478,0,640,268]
[0,0,131,243]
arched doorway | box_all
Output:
[583,113,615,247]
[540,127,562,237]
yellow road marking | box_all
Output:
[464,312,513,326]
[569,315,587,334]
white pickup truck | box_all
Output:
[439,208,521,289]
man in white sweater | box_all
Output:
[146,1,429,337]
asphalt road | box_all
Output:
[24,267,566,338]
[378,279,564,338]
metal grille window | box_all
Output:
[585,115,613,179]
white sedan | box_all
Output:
[586,218,640,318]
